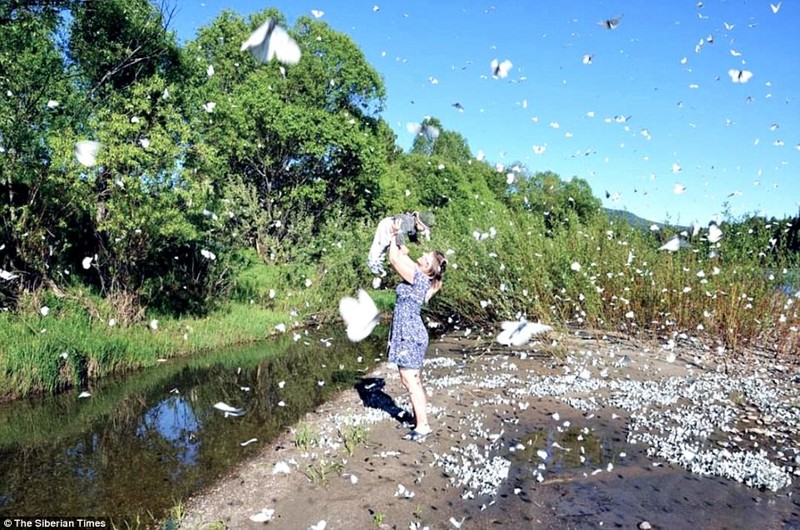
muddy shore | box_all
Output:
[179,330,800,530]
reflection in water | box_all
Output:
[510,426,615,472]
[136,395,201,474]
[0,328,383,524]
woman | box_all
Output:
[387,220,447,441]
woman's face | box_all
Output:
[416,252,435,273]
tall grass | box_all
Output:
[0,291,292,401]
[408,203,799,356]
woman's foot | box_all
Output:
[403,429,431,442]
[412,424,432,435]
[403,424,432,441]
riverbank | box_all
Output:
[178,330,800,529]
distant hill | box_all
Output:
[604,208,679,231]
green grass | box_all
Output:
[304,459,344,485]
[294,423,319,452]
[0,297,293,401]
[340,424,369,456]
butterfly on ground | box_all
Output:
[496,319,552,347]
[490,58,513,79]
[406,122,440,141]
[241,18,301,65]
[75,140,101,167]
[598,15,623,29]
[728,69,753,83]
[339,289,381,342]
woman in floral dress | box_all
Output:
[387,220,447,441]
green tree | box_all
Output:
[68,0,181,97]
[509,170,601,231]
[0,1,78,301]
[183,10,388,260]
[408,117,472,163]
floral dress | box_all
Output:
[388,269,431,369]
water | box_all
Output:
[0,328,384,524]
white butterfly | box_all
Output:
[490,58,513,78]
[75,140,101,167]
[339,289,380,342]
[728,69,753,83]
[673,183,686,195]
[82,256,93,269]
[200,249,216,260]
[496,319,552,347]
[272,461,291,475]
[708,223,723,243]
[0,269,19,281]
[770,2,781,14]
[213,402,245,416]
[311,9,324,18]
[659,236,690,252]
[582,54,593,65]
[406,122,440,140]
[249,508,275,523]
[241,18,301,65]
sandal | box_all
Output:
[403,429,432,442]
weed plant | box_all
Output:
[340,424,368,456]
[294,423,319,451]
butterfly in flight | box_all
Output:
[490,58,513,79]
[339,289,381,342]
[659,236,690,252]
[707,223,723,243]
[406,122,440,141]
[75,140,101,167]
[598,15,623,29]
[496,319,552,347]
[728,69,753,83]
[241,18,301,65]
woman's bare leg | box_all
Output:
[400,368,430,432]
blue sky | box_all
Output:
[170,0,800,225]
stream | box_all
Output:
[0,327,384,525]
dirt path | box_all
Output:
[179,331,800,530]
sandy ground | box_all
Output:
[179,330,800,530]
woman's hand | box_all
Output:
[391,218,402,236]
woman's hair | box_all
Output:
[424,250,447,302]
